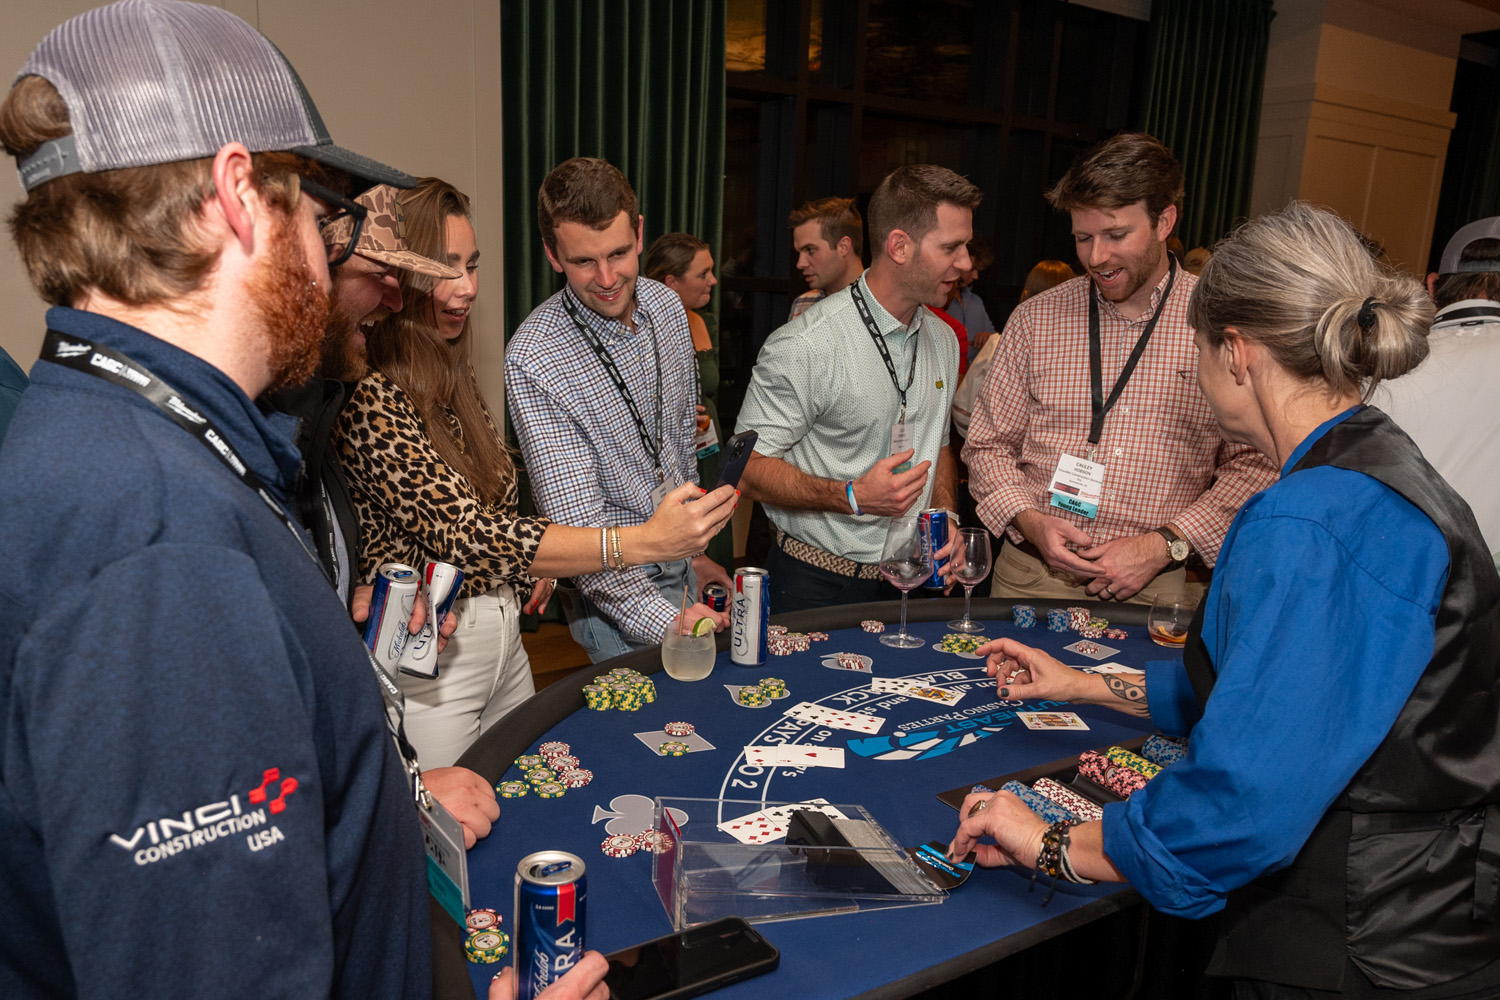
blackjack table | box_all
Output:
[439,597,1177,1000]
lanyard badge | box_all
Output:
[851,282,921,474]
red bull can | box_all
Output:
[702,582,728,613]
[515,850,587,1000]
[920,508,949,590]
[363,562,419,672]
[398,560,465,679]
[730,568,769,667]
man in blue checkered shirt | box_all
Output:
[506,157,734,661]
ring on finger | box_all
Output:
[967,796,991,818]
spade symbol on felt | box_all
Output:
[591,793,688,835]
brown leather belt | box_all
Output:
[773,528,883,580]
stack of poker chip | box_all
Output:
[601,833,639,858]
[939,633,986,654]
[768,631,811,656]
[538,741,593,789]
[582,682,612,711]
[659,740,690,757]
[635,829,673,854]
[1032,778,1104,822]
[1078,626,1106,639]
[1073,640,1103,656]
[807,631,829,641]
[1087,616,1109,630]
[1104,627,1128,640]
[466,908,502,933]
[1013,604,1037,628]
[1077,749,1150,797]
[507,743,594,798]
[860,619,885,633]
[1066,606,1090,631]
[768,624,788,636]
[464,928,510,963]
[736,686,769,707]
[1140,734,1186,767]
[1001,780,1078,824]
[758,677,787,698]
[1104,745,1163,780]
[663,721,695,737]
[1046,609,1070,632]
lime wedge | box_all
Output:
[690,617,715,637]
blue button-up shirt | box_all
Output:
[505,278,699,643]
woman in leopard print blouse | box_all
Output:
[335,178,736,767]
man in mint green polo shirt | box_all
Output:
[737,164,981,612]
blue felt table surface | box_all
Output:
[464,616,1172,999]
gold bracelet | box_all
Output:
[600,526,610,572]
[610,525,625,571]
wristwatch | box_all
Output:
[1154,526,1190,566]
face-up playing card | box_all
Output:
[1017,711,1090,731]
[763,799,848,824]
[821,653,873,673]
[1082,661,1145,675]
[716,809,788,845]
[784,701,885,733]
[868,677,964,706]
[1063,640,1120,660]
[743,745,845,768]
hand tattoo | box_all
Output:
[1104,674,1151,718]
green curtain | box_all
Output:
[499,0,726,628]
[500,0,726,339]
[1141,0,1274,251]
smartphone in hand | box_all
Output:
[712,430,757,492]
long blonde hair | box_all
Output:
[364,177,515,504]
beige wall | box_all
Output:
[1250,0,1500,275]
[0,0,508,413]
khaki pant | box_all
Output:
[988,538,1205,606]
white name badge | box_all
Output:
[418,794,470,927]
[1047,452,1106,519]
[649,472,681,508]
[694,418,720,460]
[890,420,915,474]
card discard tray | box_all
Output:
[652,797,945,931]
[934,734,1150,812]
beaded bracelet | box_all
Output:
[1031,820,1095,905]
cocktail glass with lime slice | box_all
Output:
[662,617,717,681]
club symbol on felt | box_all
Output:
[591,793,688,835]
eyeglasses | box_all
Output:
[300,177,368,269]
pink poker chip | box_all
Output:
[1104,628,1128,640]
[835,653,864,669]
[767,625,789,636]
[663,721,695,737]
[860,620,885,633]
[808,631,829,641]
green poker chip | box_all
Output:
[659,741,690,756]
[465,929,510,963]
[497,781,530,798]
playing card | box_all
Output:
[716,809,787,845]
[1017,711,1090,731]
[821,653,873,673]
[784,701,885,733]
[743,745,845,768]
[869,677,965,706]
[762,799,849,825]
[1082,661,1145,675]
[1062,640,1120,660]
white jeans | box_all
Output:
[395,584,536,768]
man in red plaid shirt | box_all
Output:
[962,133,1277,604]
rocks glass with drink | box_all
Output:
[1148,592,1197,647]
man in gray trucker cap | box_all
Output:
[0,4,606,999]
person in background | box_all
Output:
[951,259,1074,439]
[0,345,25,446]
[952,201,1500,997]
[950,237,997,362]
[336,179,736,765]
[1182,246,1211,275]
[506,158,734,662]
[789,196,865,320]
[644,232,734,572]
[1377,216,1500,565]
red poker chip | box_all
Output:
[808,631,829,641]
[634,829,673,854]
[560,768,594,788]
[465,907,501,931]
[537,741,570,757]
[601,834,639,858]
[860,620,885,633]
[1104,628,1128,639]
[663,721,695,737]
[546,755,580,771]
[767,625,789,636]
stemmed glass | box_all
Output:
[947,527,992,633]
[879,515,932,649]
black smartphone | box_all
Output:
[602,916,779,1000]
[712,430,758,492]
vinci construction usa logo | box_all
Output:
[108,767,298,866]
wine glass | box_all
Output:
[879,515,932,649]
[946,527,992,632]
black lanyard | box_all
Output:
[562,290,666,473]
[1086,256,1177,456]
[41,330,426,785]
[850,280,920,416]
